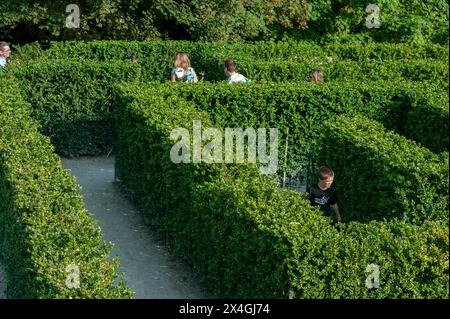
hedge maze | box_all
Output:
[0,40,448,298]
[0,75,133,298]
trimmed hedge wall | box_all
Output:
[9,59,141,156]
[317,115,449,225]
[8,42,446,160]
[7,55,446,160]
[112,83,449,298]
[2,39,447,297]
[14,41,322,82]
[335,220,448,298]
[324,43,449,62]
[0,76,133,298]
[121,81,448,173]
[14,41,449,87]
[236,58,448,89]
[19,40,449,63]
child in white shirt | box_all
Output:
[224,59,251,84]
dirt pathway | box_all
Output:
[61,156,211,299]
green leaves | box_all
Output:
[16,40,448,87]
[10,59,141,157]
[113,81,448,298]
[2,38,447,298]
[318,115,449,225]
[0,76,133,298]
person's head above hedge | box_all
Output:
[0,41,11,67]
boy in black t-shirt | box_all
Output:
[308,166,342,222]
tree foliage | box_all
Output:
[0,0,447,43]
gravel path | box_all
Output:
[61,156,211,299]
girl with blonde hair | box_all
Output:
[171,51,198,83]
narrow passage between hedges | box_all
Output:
[62,156,211,299]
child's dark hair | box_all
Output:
[224,59,236,72]
[318,166,334,180]
[309,68,324,83]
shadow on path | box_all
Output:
[62,156,211,299]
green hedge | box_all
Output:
[14,41,449,85]
[324,43,449,61]
[236,58,448,88]
[334,220,449,298]
[115,82,448,225]
[402,93,450,154]
[9,59,141,156]
[15,40,324,82]
[0,76,133,298]
[112,83,449,298]
[14,40,323,64]
[7,48,447,160]
[8,51,447,161]
[121,81,448,176]
[19,40,449,62]
[316,115,449,225]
